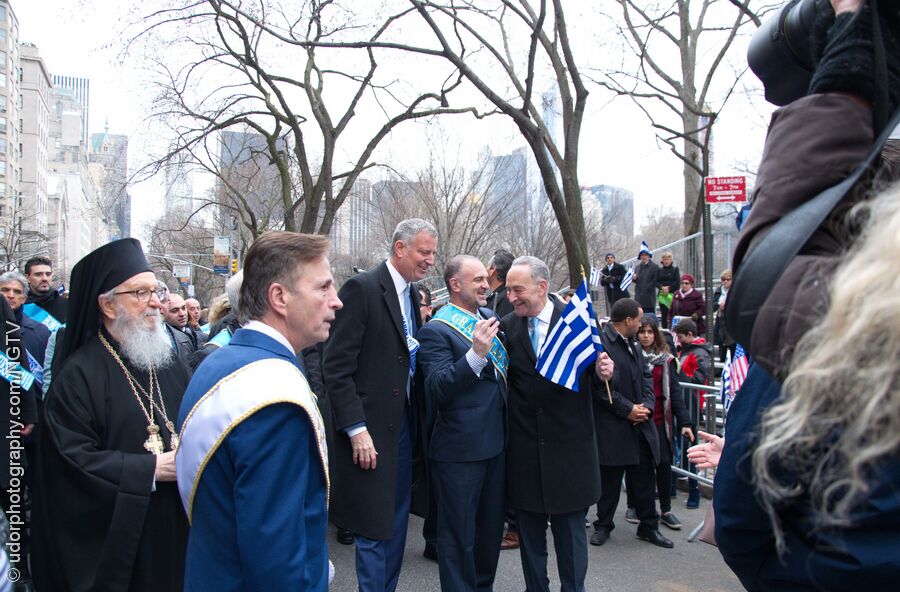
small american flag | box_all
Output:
[722,343,750,413]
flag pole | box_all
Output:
[583,266,613,404]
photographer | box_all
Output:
[715,0,900,589]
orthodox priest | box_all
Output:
[31,238,190,592]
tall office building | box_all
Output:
[330,178,372,259]
[51,74,89,147]
[20,43,51,238]
[216,130,286,240]
[584,184,635,241]
[0,0,22,246]
[48,86,108,277]
[163,146,193,212]
[89,129,131,238]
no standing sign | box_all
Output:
[704,176,747,203]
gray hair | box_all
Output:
[391,218,437,256]
[510,256,550,284]
[225,269,243,314]
[0,271,28,294]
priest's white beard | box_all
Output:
[110,304,174,371]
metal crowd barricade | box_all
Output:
[672,382,722,542]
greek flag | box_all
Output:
[589,267,601,287]
[536,278,603,392]
[620,267,634,292]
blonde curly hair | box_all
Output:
[752,182,900,555]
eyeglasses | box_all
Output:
[113,283,169,303]
[681,281,691,285]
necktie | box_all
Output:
[401,285,417,377]
[530,316,540,356]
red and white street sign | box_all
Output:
[704,176,747,203]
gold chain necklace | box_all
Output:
[98,331,179,454]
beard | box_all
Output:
[110,304,174,371]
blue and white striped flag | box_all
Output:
[589,267,601,287]
[620,267,634,292]
[536,278,603,392]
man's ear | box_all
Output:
[267,283,289,317]
[98,295,116,322]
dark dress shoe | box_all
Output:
[423,542,438,561]
[500,530,520,550]
[589,528,610,546]
[637,528,674,548]
[336,527,354,545]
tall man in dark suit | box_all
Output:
[593,298,672,548]
[501,256,614,592]
[417,255,507,592]
[324,218,437,592]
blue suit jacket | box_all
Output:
[715,363,900,591]
[177,328,328,592]
[417,307,506,463]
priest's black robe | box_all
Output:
[32,330,191,592]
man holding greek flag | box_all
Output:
[500,256,614,592]
[536,278,603,391]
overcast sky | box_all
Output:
[13,0,775,244]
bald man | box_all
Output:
[164,294,198,364]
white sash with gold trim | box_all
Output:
[175,358,329,522]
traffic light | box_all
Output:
[231,258,239,273]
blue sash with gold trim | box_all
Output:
[432,304,508,383]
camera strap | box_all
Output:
[726,105,900,349]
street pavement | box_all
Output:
[328,490,743,591]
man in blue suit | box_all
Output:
[176,232,343,591]
[417,255,507,592]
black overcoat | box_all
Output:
[499,296,602,515]
[595,323,660,466]
[323,261,423,540]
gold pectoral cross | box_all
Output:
[144,424,165,455]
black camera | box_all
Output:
[750,0,900,107]
[748,0,831,106]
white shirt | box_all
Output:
[531,297,554,351]
[386,259,412,327]
[463,307,491,376]
[243,320,296,354]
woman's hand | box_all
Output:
[687,431,724,469]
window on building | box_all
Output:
[0,142,6,155]
[0,162,6,177]
[0,7,6,21]
[0,73,5,87]
[0,29,6,43]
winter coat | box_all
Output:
[672,288,706,335]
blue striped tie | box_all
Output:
[530,316,540,355]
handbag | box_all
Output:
[726,107,900,348]
[697,502,717,546]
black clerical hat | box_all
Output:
[56,238,153,366]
